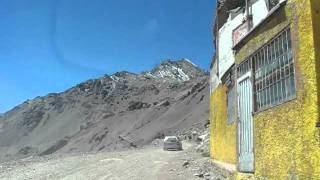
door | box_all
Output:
[237,71,254,172]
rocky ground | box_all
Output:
[0,59,222,179]
[0,59,209,162]
[0,137,228,180]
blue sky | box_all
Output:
[0,0,216,113]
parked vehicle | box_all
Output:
[163,136,182,151]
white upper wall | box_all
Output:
[217,0,269,79]
[250,0,269,27]
[218,12,244,79]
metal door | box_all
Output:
[237,71,254,172]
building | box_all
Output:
[209,0,320,178]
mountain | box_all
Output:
[0,59,209,162]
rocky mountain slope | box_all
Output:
[0,59,209,162]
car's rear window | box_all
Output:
[167,138,177,142]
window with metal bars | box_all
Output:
[254,28,295,111]
[237,28,296,112]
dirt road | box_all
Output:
[0,143,224,180]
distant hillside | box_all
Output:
[0,59,209,162]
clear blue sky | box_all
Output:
[0,0,216,113]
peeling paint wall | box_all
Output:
[234,0,320,178]
[209,85,237,164]
[218,13,243,79]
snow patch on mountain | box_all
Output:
[153,66,189,81]
[148,59,204,82]
[182,58,197,67]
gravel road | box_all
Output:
[0,142,225,180]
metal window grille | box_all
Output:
[237,28,296,112]
[254,28,295,111]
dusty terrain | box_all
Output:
[0,60,221,179]
[0,141,226,180]
[0,60,209,162]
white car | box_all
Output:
[163,136,182,151]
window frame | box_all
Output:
[236,26,296,113]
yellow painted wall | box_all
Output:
[234,0,320,179]
[210,85,237,164]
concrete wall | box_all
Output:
[209,85,237,164]
[218,13,243,79]
[234,0,320,178]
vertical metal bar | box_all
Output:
[274,38,278,103]
[255,55,259,110]
[280,32,285,102]
[250,80,253,153]
[260,51,264,109]
[266,45,271,107]
[248,78,250,153]
[241,80,244,154]
[237,82,240,155]
[243,79,248,153]
[252,55,259,110]
[272,39,277,104]
[246,78,252,153]
[275,36,280,103]
[258,54,262,110]
[286,29,292,97]
[248,79,250,153]
[240,81,243,155]
[288,28,292,63]
[284,29,289,99]
[246,79,249,153]
[264,45,269,106]
[268,43,272,106]
[249,77,252,153]
[260,48,267,108]
[242,81,245,155]
[270,43,274,105]
[241,82,245,155]
[269,43,273,105]
[255,56,258,111]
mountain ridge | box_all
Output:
[0,59,209,162]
